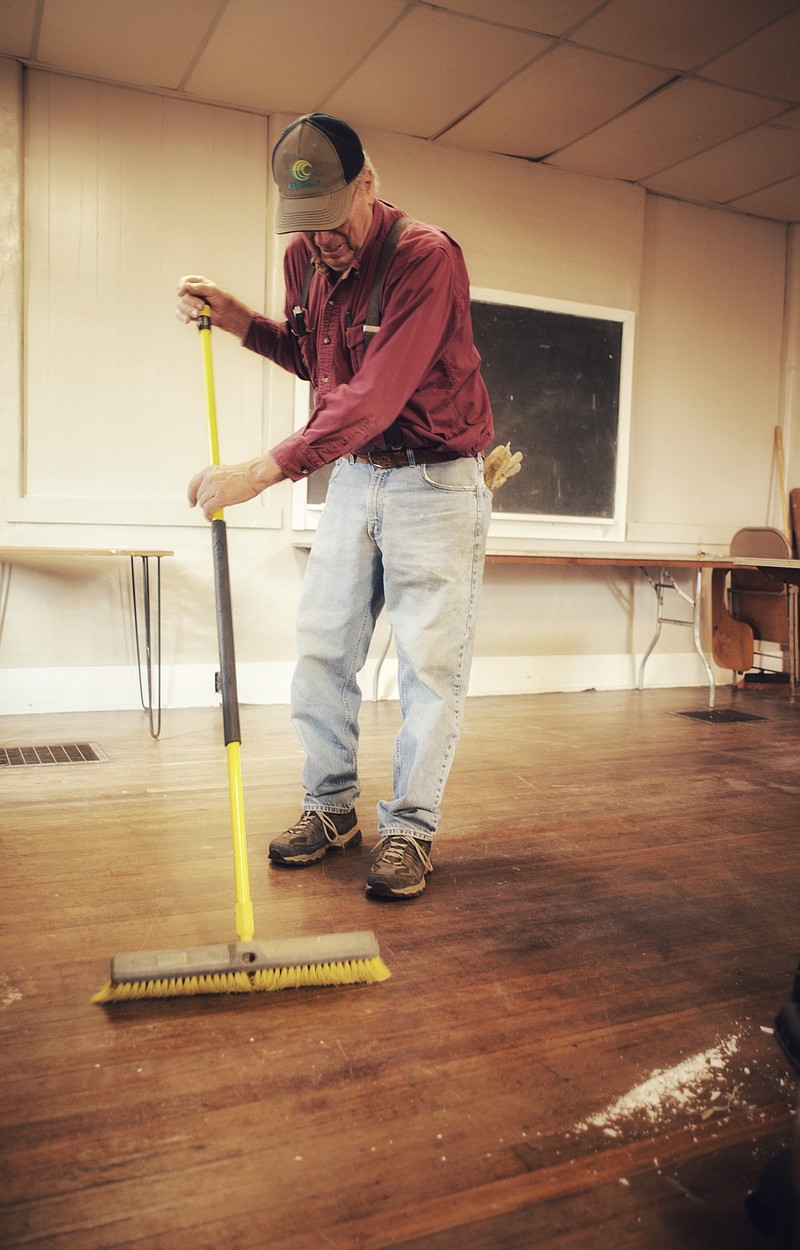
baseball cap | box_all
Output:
[272,114,365,234]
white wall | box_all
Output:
[631,195,788,547]
[0,61,796,715]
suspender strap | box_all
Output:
[363,216,413,349]
[293,263,315,338]
[364,215,413,448]
[300,262,314,316]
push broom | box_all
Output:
[92,308,390,1003]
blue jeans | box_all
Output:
[291,455,491,841]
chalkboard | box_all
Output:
[470,299,624,519]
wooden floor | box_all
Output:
[1,686,799,1249]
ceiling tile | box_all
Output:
[729,173,800,222]
[322,7,548,139]
[36,0,222,88]
[547,78,788,181]
[568,0,798,71]
[440,44,669,159]
[0,0,38,58]
[700,7,800,102]
[642,109,800,203]
[429,0,602,36]
[186,0,405,114]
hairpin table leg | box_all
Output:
[131,554,163,739]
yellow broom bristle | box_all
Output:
[91,955,390,1004]
[251,955,391,992]
[90,970,254,1003]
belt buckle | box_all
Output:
[357,448,411,468]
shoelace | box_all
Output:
[301,810,348,844]
[375,834,433,873]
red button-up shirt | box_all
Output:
[243,200,493,481]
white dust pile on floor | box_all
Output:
[574,1035,744,1138]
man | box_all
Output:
[178,112,493,899]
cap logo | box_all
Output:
[291,159,312,182]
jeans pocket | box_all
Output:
[420,457,480,492]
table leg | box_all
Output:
[691,567,716,709]
[638,567,715,708]
[790,585,799,700]
[637,575,664,691]
[130,555,162,739]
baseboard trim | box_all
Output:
[0,652,719,716]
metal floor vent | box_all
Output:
[676,709,766,724]
[1,742,108,767]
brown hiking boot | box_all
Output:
[366,834,433,899]
[269,809,361,866]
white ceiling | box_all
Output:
[2,0,800,224]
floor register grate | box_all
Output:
[676,709,766,724]
[1,743,108,767]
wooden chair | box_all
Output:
[727,526,798,693]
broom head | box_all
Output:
[92,929,390,1003]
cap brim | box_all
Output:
[275,182,356,234]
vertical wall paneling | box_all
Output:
[15,71,277,528]
[0,59,23,503]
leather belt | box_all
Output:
[353,448,465,469]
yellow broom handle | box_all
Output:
[199,307,222,507]
[198,307,254,942]
[227,741,254,942]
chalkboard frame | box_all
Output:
[290,289,635,544]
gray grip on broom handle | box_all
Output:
[211,517,241,746]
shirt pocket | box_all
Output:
[344,323,367,373]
